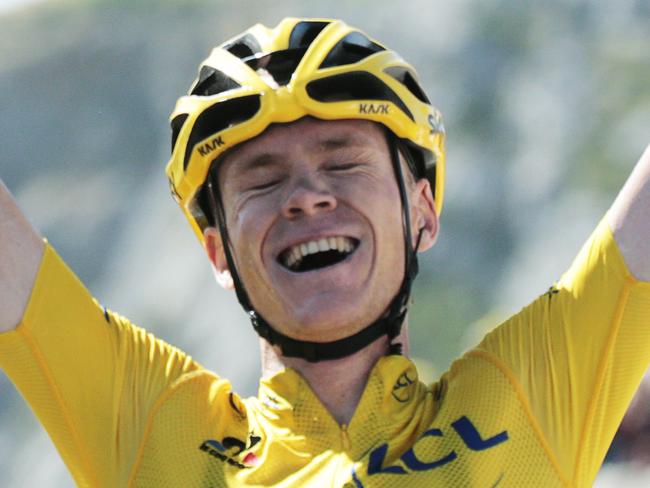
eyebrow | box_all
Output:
[238,153,280,173]
[324,130,380,150]
[235,134,369,174]
[317,135,357,151]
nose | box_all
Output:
[281,176,337,219]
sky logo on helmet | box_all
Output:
[359,103,389,114]
[168,178,181,203]
[428,113,443,134]
[197,135,225,157]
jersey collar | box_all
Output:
[251,355,437,458]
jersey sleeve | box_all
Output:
[0,244,202,488]
[477,215,650,486]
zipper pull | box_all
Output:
[341,424,351,451]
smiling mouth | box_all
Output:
[278,236,360,272]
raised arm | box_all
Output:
[0,179,45,332]
[608,144,650,282]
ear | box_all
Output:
[410,178,439,252]
[203,227,234,289]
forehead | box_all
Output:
[218,117,388,175]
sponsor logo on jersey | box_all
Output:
[101,305,111,323]
[261,394,283,410]
[544,285,560,301]
[391,371,416,403]
[348,414,508,484]
[199,432,261,469]
[229,392,246,420]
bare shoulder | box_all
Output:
[0,179,45,333]
[608,143,650,282]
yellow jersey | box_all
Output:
[1,216,649,487]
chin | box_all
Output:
[280,298,380,343]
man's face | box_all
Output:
[207,117,437,342]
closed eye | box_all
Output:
[327,163,359,172]
[249,180,281,191]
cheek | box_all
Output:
[338,170,400,205]
[362,175,402,217]
[225,194,281,270]
[371,181,406,254]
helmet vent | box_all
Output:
[191,66,241,96]
[383,67,430,104]
[243,48,307,86]
[223,33,262,59]
[171,113,189,153]
[319,32,385,69]
[183,95,261,170]
[306,71,414,121]
[232,22,331,88]
[288,21,330,49]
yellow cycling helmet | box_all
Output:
[166,17,446,246]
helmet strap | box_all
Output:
[205,134,421,363]
[206,173,257,314]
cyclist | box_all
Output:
[1,18,649,487]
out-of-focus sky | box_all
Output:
[0,0,44,14]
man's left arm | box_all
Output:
[608,143,650,281]
[477,143,650,485]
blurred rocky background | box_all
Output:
[0,0,648,485]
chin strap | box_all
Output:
[206,134,422,362]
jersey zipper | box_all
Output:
[333,424,352,488]
[341,423,351,452]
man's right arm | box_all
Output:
[0,178,45,332]
[0,176,205,486]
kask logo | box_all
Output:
[199,432,261,469]
[359,103,389,114]
[197,135,225,157]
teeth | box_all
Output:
[280,236,357,269]
[287,248,300,268]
